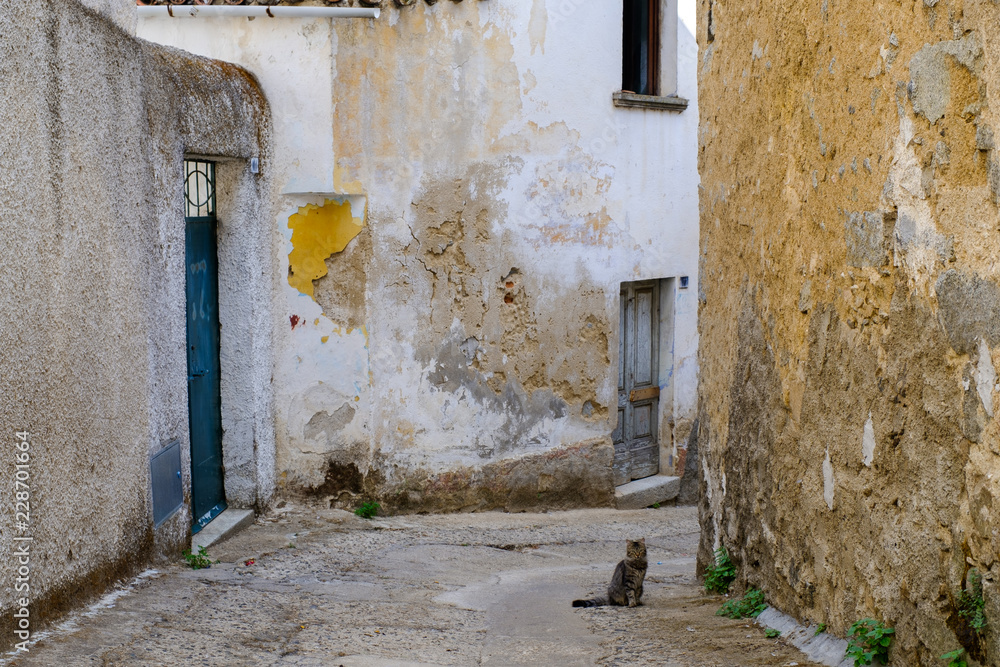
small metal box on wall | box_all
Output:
[151,440,184,526]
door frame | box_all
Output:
[184,160,227,532]
[171,155,277,537]
[614,279,661,484]
[613,277,678,486]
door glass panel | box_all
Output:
[185,160,216,218]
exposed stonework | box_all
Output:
[302,438,615,514]
[698,0,1000,663]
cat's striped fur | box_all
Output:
[572,538,647,608]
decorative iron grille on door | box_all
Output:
[184,160,216,218]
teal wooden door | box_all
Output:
[184,161,226,533]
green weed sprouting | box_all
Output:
[845,618,894,666]
[704,546,736,594]
[957,569,987,635]
[717,588,767,619]
[940,648,968,667]
[182,545,214,570]
[354,500,381,519]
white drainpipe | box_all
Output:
[136,5,380,19]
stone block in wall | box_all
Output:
[844,211,892,267]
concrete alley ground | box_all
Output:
[4,504,822,666]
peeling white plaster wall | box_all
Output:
[139,0,700,497]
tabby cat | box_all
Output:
[572,538,647,608]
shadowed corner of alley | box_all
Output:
[4,503,822,667]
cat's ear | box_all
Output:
[639,538,645,545]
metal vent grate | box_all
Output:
[184,160,216,218]
[151,440,183,526]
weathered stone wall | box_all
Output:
[0,0,271,644]
[698,0,1000,663]
[140,1,702,513]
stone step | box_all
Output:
[614,475,680,510]
[192,508,255,552]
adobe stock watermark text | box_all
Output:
[12,430,31,652]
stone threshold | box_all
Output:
[614,474,680,510]
[192,508,255,551]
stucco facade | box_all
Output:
[140,0,701,513]
[0,0,273,643]
[698,0,1000,663]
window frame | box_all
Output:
[615,0,687,111]
[622,0,660,97]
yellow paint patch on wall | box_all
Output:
[321,336,329,344]
[287,199,364,297]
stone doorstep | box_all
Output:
[192,508,255,552]
[614,474,681,510]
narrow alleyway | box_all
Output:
[4,505,821,666]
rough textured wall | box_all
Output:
[140,0,702,514]
[698,0,1000,663]
[0,0,271,644]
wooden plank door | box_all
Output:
[184,160,227,533]
[613,280,660,485]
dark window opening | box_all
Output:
[622,0,660,96]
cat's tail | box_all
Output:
[572,597,607,608]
